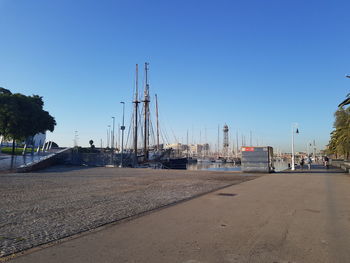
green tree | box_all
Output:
[338,93,350,108]
[89,140,96,152]
[327,94,350,159]
[0,88,56,155]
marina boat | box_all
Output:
[197,158,212,163]
[215,157,226,163]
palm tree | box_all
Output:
[328,106,350,159]
[338,93,350,108]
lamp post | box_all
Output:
[74,130,78,147]
[120,101,125,167]
[107,125,111,148]
[291,123,299,171]
[111,117,115,150]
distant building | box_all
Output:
[188,143,210,156]
[164,143,186,151]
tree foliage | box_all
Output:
[0,88,56,152]
[338,93,350,108]
[327,95,350,159]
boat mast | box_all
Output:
[133,64,140,166]
[236,131,239,158]
[186,129,189,159]
[217,124,220,158]
[155,93,160,151]
[143,62,150,161]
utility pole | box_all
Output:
[133,64,140,166]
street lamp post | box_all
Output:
[120,101,125,167]
[107,125,111,148]
[74,130,78,147]
[111,117,115,150]
[291,123,299,171]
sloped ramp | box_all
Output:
[16,148,71,172]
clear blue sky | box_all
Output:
[0,0,349,152]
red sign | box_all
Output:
[242,147,254,152]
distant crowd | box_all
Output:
[297,155,329,170]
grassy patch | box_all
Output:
[0,147,37,155]
[14,237,26,242]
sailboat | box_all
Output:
[131,62,188,169]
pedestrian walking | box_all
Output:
[306,156,312,170]
[299,157,305,170]
[324,156,329,169]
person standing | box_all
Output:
[299,157,305,170]
[306,156,312,170]
[324,156,329,169]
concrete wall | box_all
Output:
[331,159,350,173]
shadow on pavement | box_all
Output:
[33,165,94,173]
[277,165,345,174]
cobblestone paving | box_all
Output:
[0,166,258,257]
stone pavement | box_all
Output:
[0,166,257,258]
[7,165,350,263]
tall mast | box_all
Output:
[133,64,140,166]
[217,124,220,158]
[236,131,239,157]
[186,129,189,159]
[155,93,160,151]
[143,62,150,160]
[250,130,252,146]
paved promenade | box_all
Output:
[6,165,350,263]
[0,166,257,258]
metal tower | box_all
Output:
[223,124,229,157]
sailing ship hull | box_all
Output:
[197,158,212,163]
[161,158,188,169]
[187,157,197,164]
